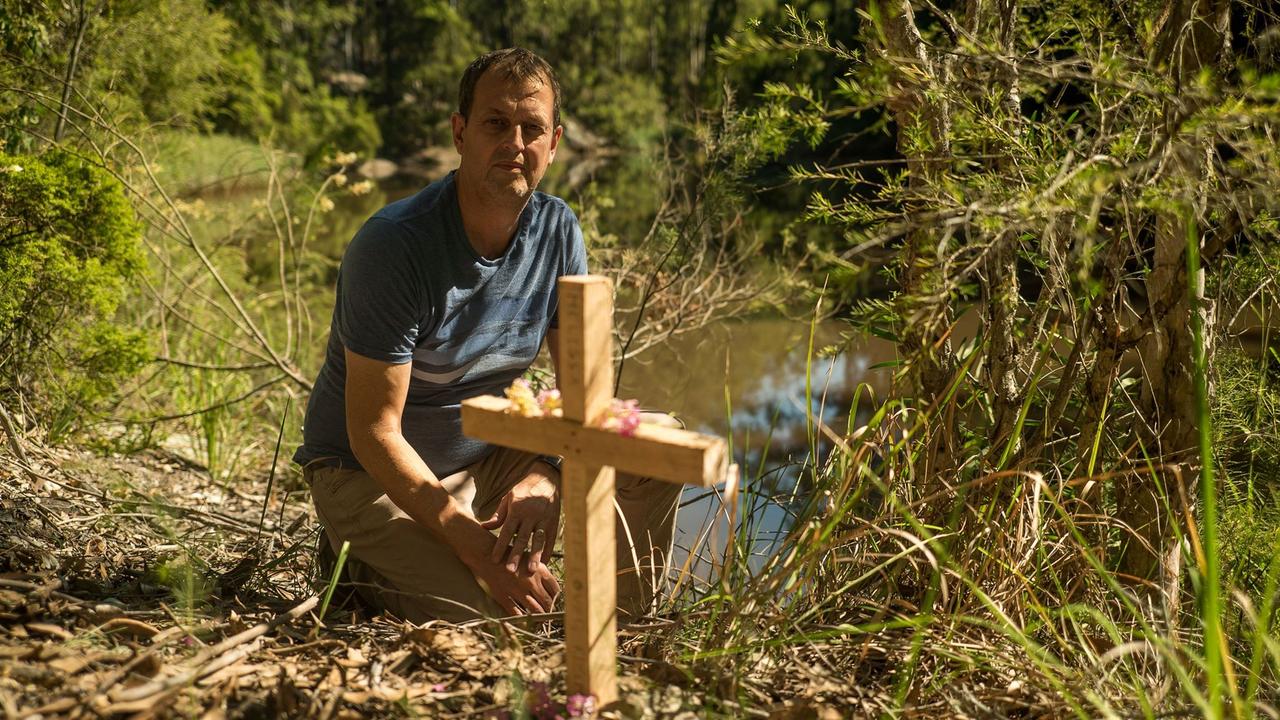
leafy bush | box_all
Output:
[0,151,149,437]
[84,0,232,128]
[207,44,382,165]
[572,72,666,149]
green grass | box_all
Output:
[148,131,278,195]
[318,540,351,620]
[651,284,1280,717]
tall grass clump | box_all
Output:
[643,1,1280,715]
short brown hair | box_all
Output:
[458,48,561,127]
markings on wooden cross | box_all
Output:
[461,275,729,706]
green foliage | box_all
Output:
[146,553,213,612]
[570,72,666,149]
[203,43,276,139]
[0,1,56,153]
[0,150,148,437]
[1215,347,1280,491]
[204,41,383,163]
[202,0,383,161]
[85,0,232,127]
[276,87,382,166]
[372,1,485,155]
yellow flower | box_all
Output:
[536,389,561,414]
[331,173,348,187]
[317,196,335,213]
[350,180,375,196]
[505,379,541,417]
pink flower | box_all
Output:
[537,388,563,415]
[602,398,641,437]
[566,693,596,717]
[526,681,559,720]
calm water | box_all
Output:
[617,317,895,577]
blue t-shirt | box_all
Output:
[293,172,588,475]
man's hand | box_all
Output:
[468,554,561,615]
[480,461,560,573]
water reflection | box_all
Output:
[616,317,894,581]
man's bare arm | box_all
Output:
[476,328,565,573]
[546,328,561,381]
[344,349,555,613]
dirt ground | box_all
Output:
[0,440,882,719]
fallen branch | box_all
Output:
[10,458,263,537]
[0,400,29,466]
[105,594,319,705]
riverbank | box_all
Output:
[0,435,1083,718]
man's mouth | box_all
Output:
[494,161,524,172]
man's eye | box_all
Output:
[523,125,544,137]
[486,118,505,128]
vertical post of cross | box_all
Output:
[462,274,728,705]
[557,276,618,705]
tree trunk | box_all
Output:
[969,0,1022,459]
[874,0,957,491]
[54,0,91,143]
[873,0,955,401]
[1118,0,1230,592]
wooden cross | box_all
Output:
[460,275,728,705]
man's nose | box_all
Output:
[501,125,525,151]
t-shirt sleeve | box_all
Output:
[564,211,588,276]
[550,206,589,330]
[334,218,424,364]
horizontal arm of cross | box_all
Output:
[461,395,727,488]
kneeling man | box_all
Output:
[293,48,679,622]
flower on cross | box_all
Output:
[501,379,644,437]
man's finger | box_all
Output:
[546,508,560,554]
[492,517,519,563]
[543,520,558,555]
[540,568,561,604]
[480,495,509,530]
[521,594,546,614]
[508,523,534,571]
[527,527,548,573]
[529,574,553,610]
[498,594,520,616]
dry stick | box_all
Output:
[155,356,275,372]
[107,595,320,704]
[0,578,86,606]
[0,400,28,466]
[141,374,288,423]
[10,460,262,537]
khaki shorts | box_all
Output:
[306,444,681,623]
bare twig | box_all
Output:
[104,594,320,705]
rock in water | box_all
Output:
[357,158,399,180]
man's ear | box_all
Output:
[547,125,563,164]
[450,112,466,153]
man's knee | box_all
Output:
[616,472,683,508]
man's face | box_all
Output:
[451,70,561,205]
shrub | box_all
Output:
[0,150,149,438]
